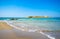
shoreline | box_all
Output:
[0,21,49,39]
[4,20,55,39]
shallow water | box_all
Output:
[10,17,60,31]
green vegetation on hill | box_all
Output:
[28,16,49,18]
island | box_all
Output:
[28,16,49,18]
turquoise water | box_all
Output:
[19,18,60,31]
[0,17,60,31]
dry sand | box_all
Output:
[0,22,49,39]
[0,22,13,30]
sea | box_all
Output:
[0,17,60,39]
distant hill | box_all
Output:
[28,16,49,18]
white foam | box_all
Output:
[4,20,22,30]
[40,31,55,39]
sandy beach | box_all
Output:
[0,22,50,39]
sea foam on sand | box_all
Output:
[4,20,55,39]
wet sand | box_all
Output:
[0,22,49,39]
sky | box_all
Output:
[0,0,60,17]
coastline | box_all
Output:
[0,21,50,39]
[6,20,56,39]
[4,20,56,39]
